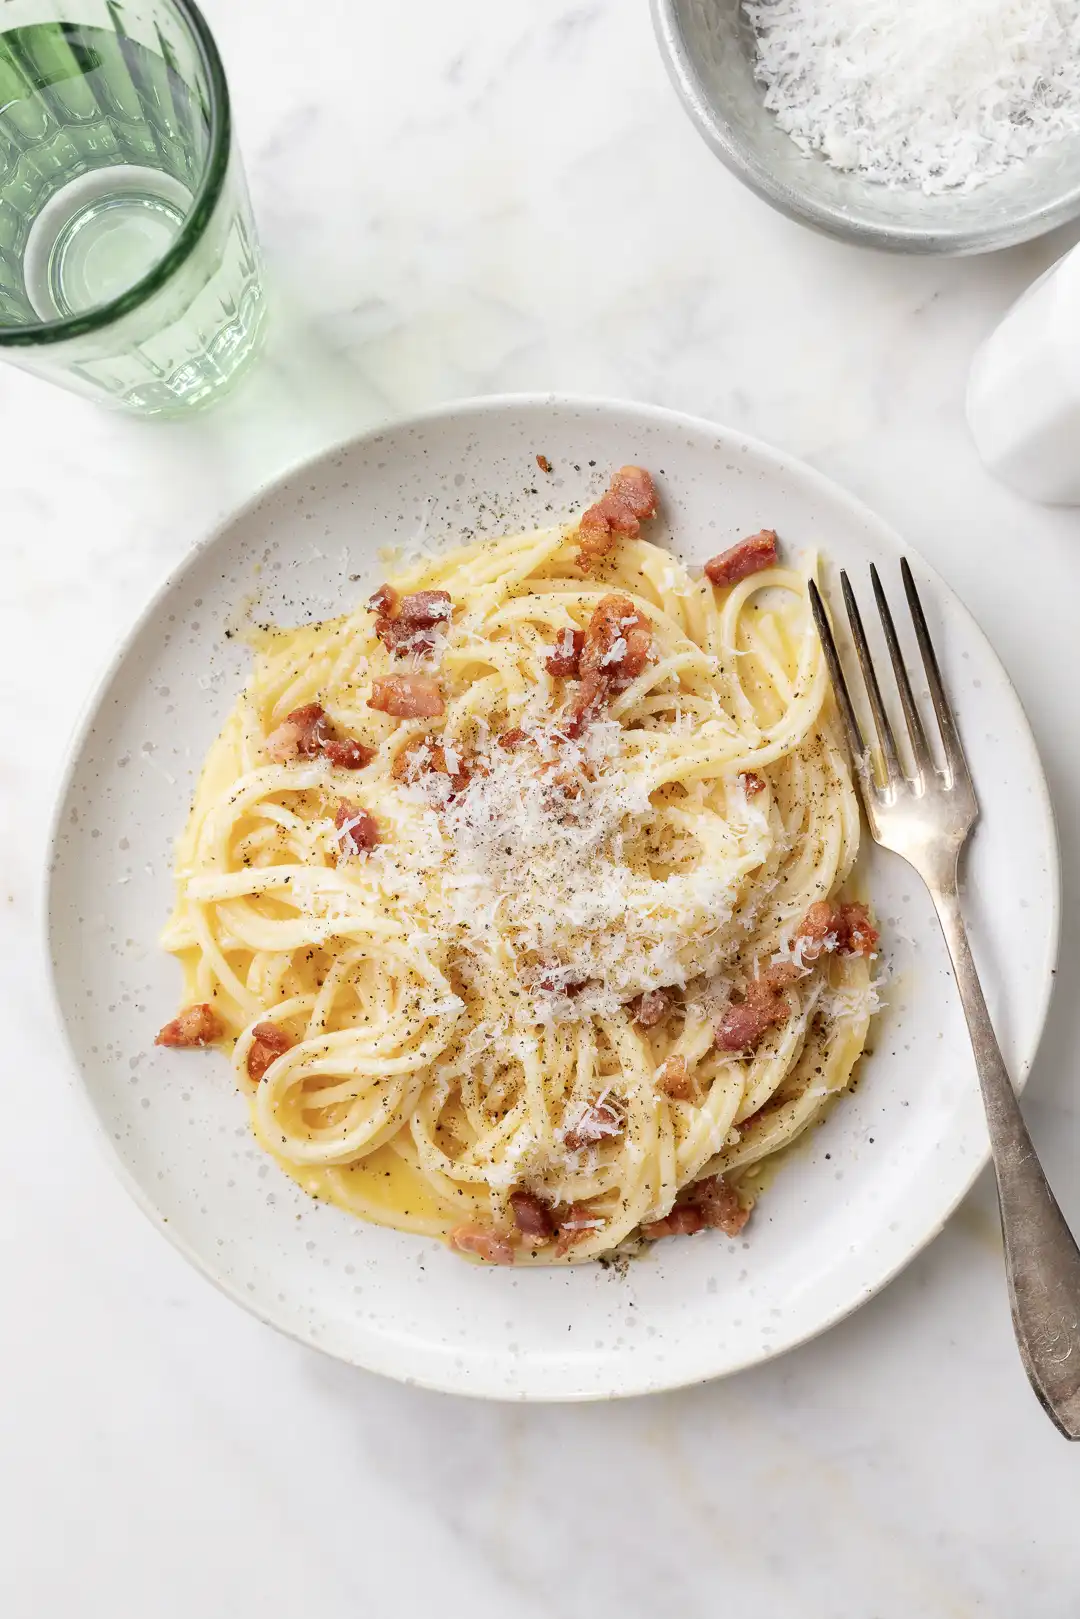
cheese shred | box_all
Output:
[745,0,1080,194]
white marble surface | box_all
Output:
[4,0,1080,1613]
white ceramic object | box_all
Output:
[46,396,1059,1401]
[967,242,1080,504]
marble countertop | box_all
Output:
[5,1,1080,1613]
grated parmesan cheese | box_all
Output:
[820,969,886,1025]
[744,0,1080,193]
[390,718,761,1027]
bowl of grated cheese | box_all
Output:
[653,0,1080,254]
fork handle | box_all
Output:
[934,880,1080,1439]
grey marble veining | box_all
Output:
[3,1,1080,1614]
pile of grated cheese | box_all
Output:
[743,0,1080,193]
[388,718,773,1027]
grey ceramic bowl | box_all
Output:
[653,0,1080,255]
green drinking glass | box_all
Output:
[0,0,265,413]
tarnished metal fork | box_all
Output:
[809,562,1080,1439]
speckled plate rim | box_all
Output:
[44,393,1061,1401]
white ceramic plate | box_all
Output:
[47,396,1059,1400]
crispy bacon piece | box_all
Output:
[555,1203,605,1256]
[499,727,528,750]
[536,453,552,473]
[155,1003,223,1048]
[655,1054,695,1101]
[564,1098,623,1152]
[564,658,606,735]
[545,626,584,679]
[323,737,375,769]
[791,899,878,963]
[334,799,380,856]
[370,586,453,657]
[715,978,790,1053]
[368,583,402,651]
[642,1175,751,1241]
[756,899,878,995]
[581,594,652,685]
[392,739,425,780]
[510,1190,555,1244]
[368,674,445,719]
[449,1224,515,1264]
[740,771,766,796]
[247,1022,292,1082]
[377,622,436,657]
[400,590,452,628]
[265,703,374,769]
[435,743,471,796]
[704,530,779,588]
[577,465,658,571]
[392,737,470,796]
[368,583,399,620]
[717,902,863,1047]
[565,594,652,735]
[641,1203,705,1240]
[564,680,602,738]
[692,1175,753,1236]
[839,902,878,957]
[797,899,840,960]
[265,703,331,762]
[634,988,673,1028]
[763,958,804,990]
[392,589,445,619]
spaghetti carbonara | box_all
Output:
[157,465,879,1264]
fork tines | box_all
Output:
[808,562,972,798]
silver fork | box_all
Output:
[809,561,1080,1439]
